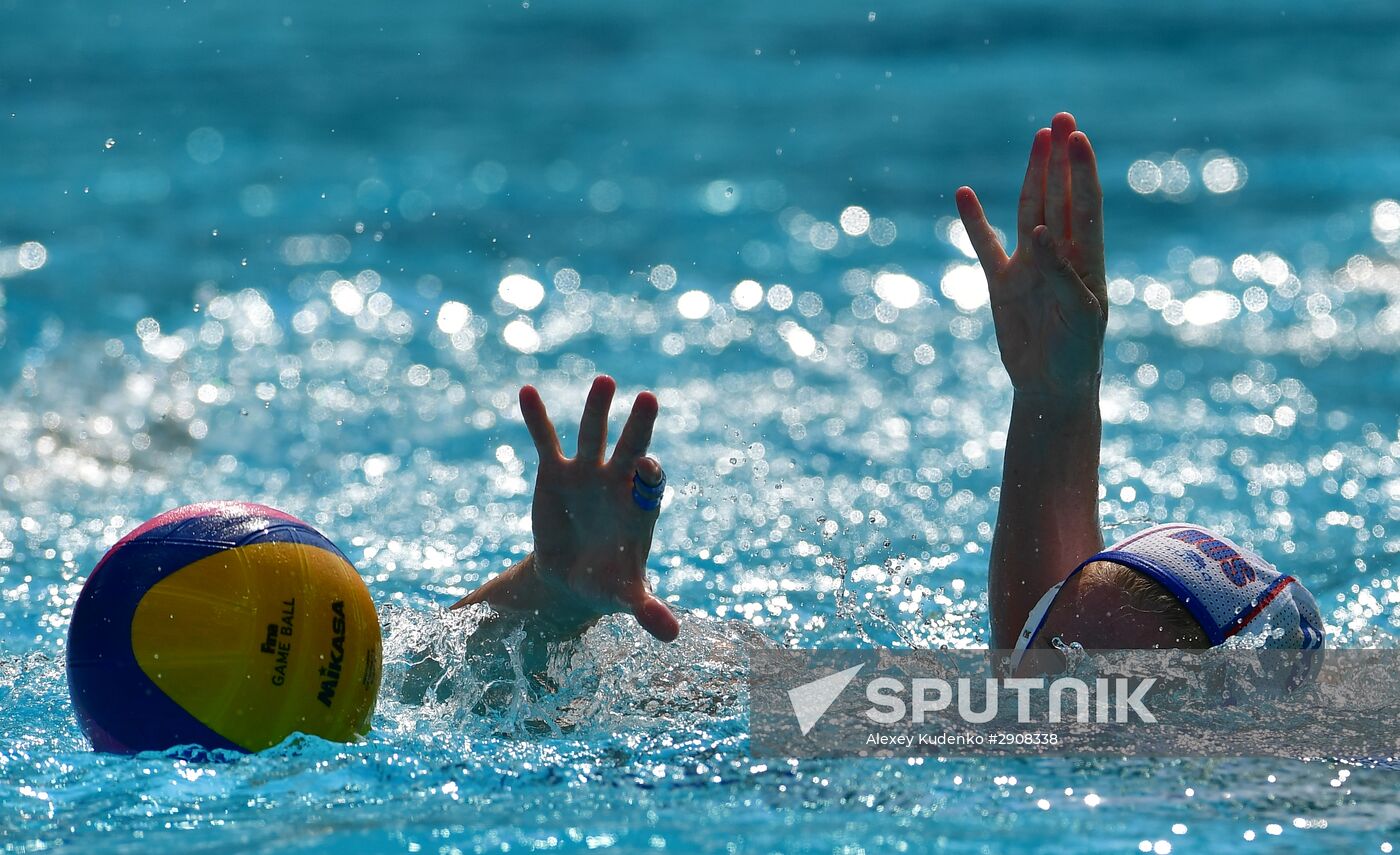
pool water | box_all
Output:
[3,1,1399,851]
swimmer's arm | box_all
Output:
[955,113,1109,649]
[989,394,1104,649]
[452,553,600,642]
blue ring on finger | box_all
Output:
[632,471,666,510]
[633,471,666,497]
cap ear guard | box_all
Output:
[1008,571,1083,673]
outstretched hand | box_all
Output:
[516,375,679,642]
[956,112,1107,401]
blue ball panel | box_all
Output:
[68,538,242,753]
[67,506,348,754]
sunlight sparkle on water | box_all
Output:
[731,280,764,311]
[436,301,472,335]
[840,206,871,236]
[498,274,545,311]
[873,271,922,309]
[938,264,988,312]
[1182,291,1241,325]
[677,290,713,320]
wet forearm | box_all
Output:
[989,391,1104,649]
[454,553,599,643]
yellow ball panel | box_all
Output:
[131,541,382,751]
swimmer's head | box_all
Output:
[1010,524,1325,675]
[1026,561,1210,654]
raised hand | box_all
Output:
[456,375,679,643]
[955,112,1107,401]
[521,375,678,641]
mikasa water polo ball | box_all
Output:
[66,501,382,753]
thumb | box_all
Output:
[1031,225,1102,329]
[632,595,680,642]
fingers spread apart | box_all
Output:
[610,391,659,467]
[519,385,563,464]
[955,187,1009,276]
[575,375,616,462]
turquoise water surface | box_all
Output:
[2,1,1399,852]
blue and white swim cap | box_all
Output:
[1011,523,1326,671]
